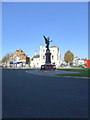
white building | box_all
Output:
[30,45,61,68]
[73,56,86,66]
[30,51,40,68]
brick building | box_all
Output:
[9,49,30,67]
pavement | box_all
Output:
[26,69,90,79]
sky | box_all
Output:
[2,2,88,60]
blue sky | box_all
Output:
[2,2,88,60]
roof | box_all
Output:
[12,49,27,56]
[32,55,40,59]
[50,46,59,51]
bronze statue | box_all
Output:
[43,35,52,49]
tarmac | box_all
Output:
[2,67,89,79]
[3,69,88,118]
[26,69,90,79]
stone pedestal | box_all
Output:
[45,49,51,64]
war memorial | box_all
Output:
[40,36,56,70]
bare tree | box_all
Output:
[2,53,12,64]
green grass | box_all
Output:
[57,69,90,77]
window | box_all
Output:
[52,55,54,60]
[43,56,45,59]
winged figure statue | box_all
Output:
[43,35,52,49]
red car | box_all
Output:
[40,65,56,71]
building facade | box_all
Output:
[30,45,61,68]
[9,49,30,67]
[30,51,40,68]
[73,56,86,66]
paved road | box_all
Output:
[2,69,88,118]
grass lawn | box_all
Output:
[57,68,90,77]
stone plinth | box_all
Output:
[45,49,51,64]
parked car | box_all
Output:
[82,65,86,68]
[61,64,69,68]
[2,64,7,68]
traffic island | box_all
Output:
[57,68,90,78]
[26,69,90,79]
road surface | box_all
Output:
[2,69,88,118]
